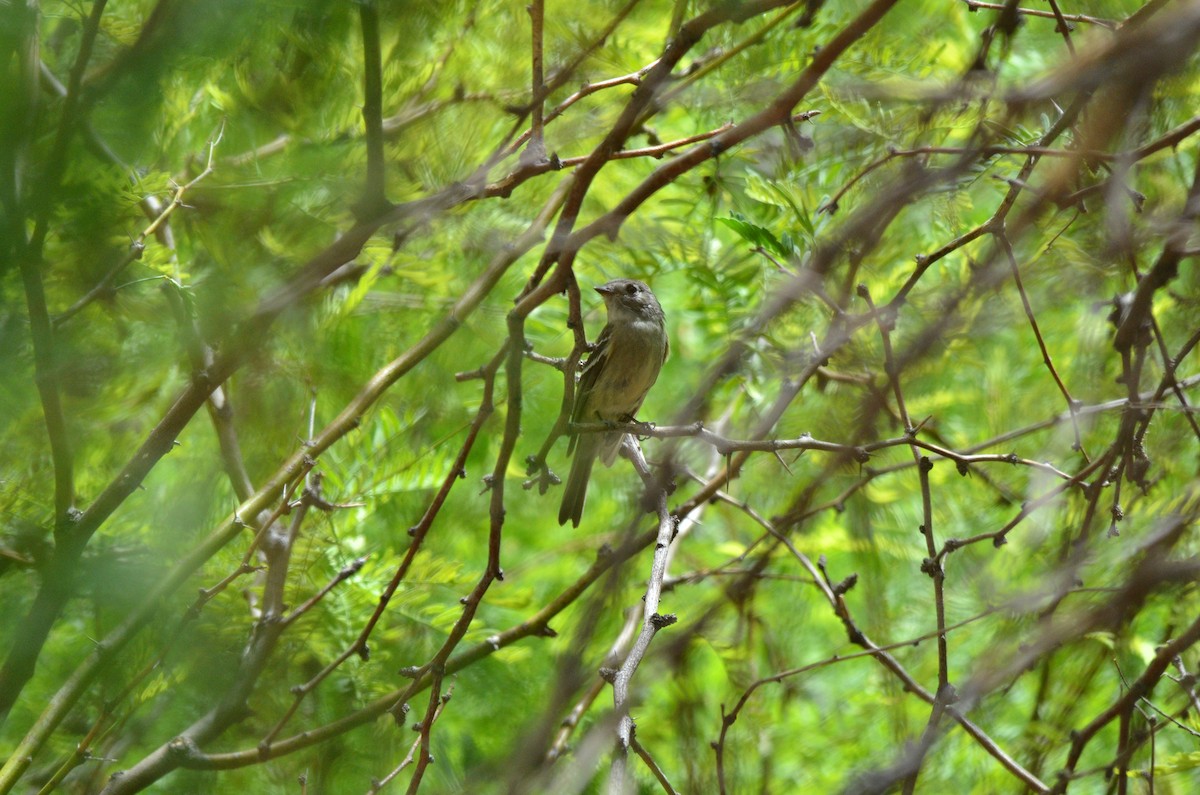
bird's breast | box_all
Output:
[589,318,667,418]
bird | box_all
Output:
[558,279,669,527]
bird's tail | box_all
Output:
[558,436,598,527]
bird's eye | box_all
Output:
[625,283,638,295]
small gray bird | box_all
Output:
[558,279,669,527]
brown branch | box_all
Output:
[357,0,388,214]
[1113,155,1200,353]
[0,0,111,726]
[656,1,808,108]
[0,175,574,790]
[1043,0,1077,52]
[1011,2,1200,102]
[527,0,802,292]
[996,229,1086,456]
[159,517,661,773]
[962,0,1117,29]
[523,0,547,165]
[608,441,675,790]
[858,285,949,793]
[840,519,1200,791]
[160,269,255,501]
[484,118,754,199]
[16,0,111,533]
[709,508,1050,793]
[258,346,502,749]
[96,491,319,795]
[283,556,367,627]
[139,374,1200,787]
[565,0,902,254]
[505,0,646,159]
[0,98,589,733]
[630,737,679,795]
[365,685,452,795]
[1057,605,1200,785]
[55,124,224,327]
[546,609,639,762]
[28,0,109,253]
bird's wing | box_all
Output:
[567,324,612,451]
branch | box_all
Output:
[15,0,111,529]
[563,0,902,254]
[365,685,452,795]
[962,0,1117,30]
[55,124,225,327]
[523,0,547,165]
[1113,155,1200,353]
[707,504,1050,793]
[607,441,675,792]
[0,178,574,791]
[527,0,802,290]
[357,0,388,215]
[996,228,1085,457]
[858,285,949,794]
[96,491,320,795]
[258,346,502,749]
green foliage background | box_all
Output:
[3,0,1200,793]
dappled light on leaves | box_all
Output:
[2,1,1200,794]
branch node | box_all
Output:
[937,682,959,705]
[832,573,857,596]
[650,612,677,629]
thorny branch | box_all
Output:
[6,1,1200,794]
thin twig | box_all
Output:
[962,0,1117,29]
[55,125,225,326]
[357,0,388,213]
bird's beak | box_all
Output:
[594,284,615,296]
